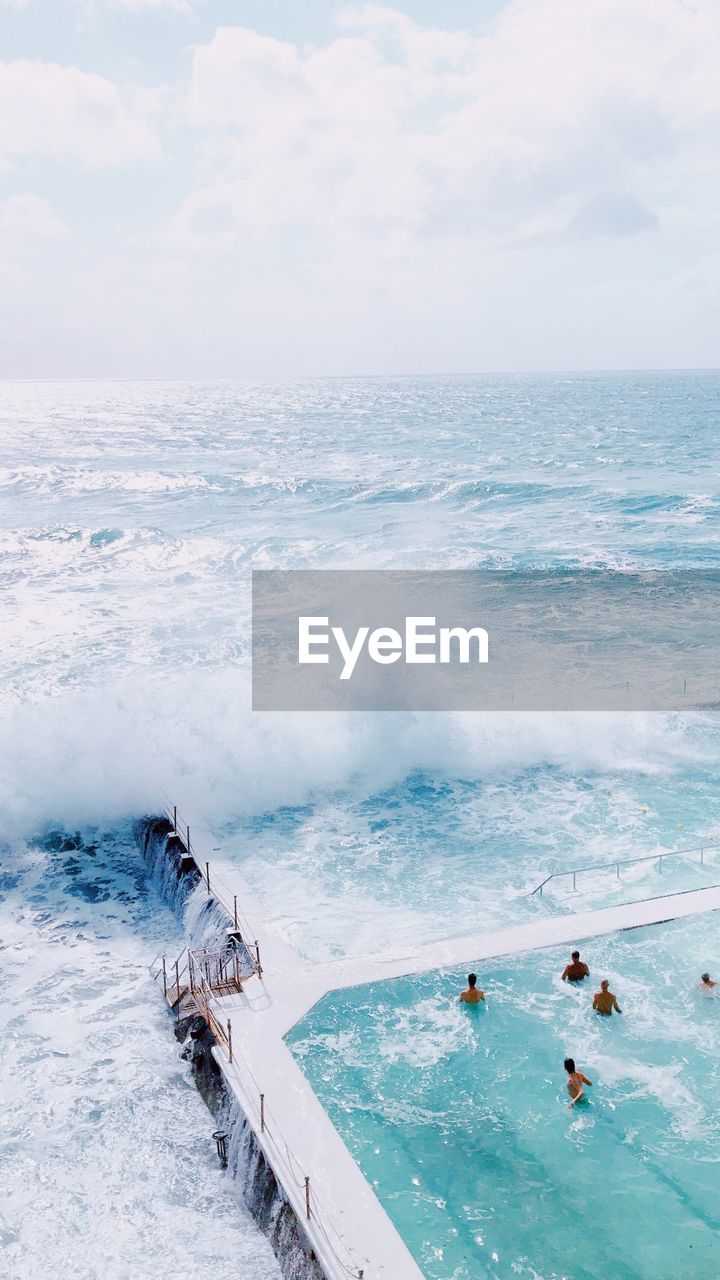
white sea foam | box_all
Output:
[0,831,281,1280]
[0,672,708,831]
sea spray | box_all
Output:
[0,664,708,837]
[135,816,202,913]
[184,885,237,952]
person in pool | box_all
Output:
[699,972,717,991]
[459,973,485,1004]
[593,979,622,1016]
[562,950,589,982]
[564,1057,592,1108]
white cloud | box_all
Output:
[2,0,720,375]
[0,192,69,238]
[568,194,660,240]
[0,60,159,168]
[108,0,192,11]
[0,0,192,8]
[179,1,720,248]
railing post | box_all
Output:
[255,940,263,977]
[305,1176,311,1219]
[233,894,238,930]
[188,952,195,994]
[260,1093,265,1132]
[206,861,211,894]
[162,955,167,998]
[173,805,177,832]
[572,872,576,891]
[227,1020,233,1064]
[186,825,191,851]
[174,959,180,1014]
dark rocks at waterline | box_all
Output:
[177,1013,225,1111]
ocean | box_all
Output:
[1,372,719,1278]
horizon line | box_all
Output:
[1,365,719,385]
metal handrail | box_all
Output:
[192,974,232,1052]
[148,860,365,1277]
[189,943,255,992]
[531,841,716,896]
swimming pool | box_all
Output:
[288,914,720,1280]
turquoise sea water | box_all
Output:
[288,915,720,1280]
[224,761,720,961]
[2,373,720,1276]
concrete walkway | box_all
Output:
[310,880,720,1005]
[180,834,720,1280]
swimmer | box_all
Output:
[593,979,622,1016]
[562,950,589,982]
[459,973,485,1004]
[564,1057,592,1108]
[699,972,717,990]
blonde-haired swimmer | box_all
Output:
[593,979,622,1016]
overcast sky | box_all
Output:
[1,0,718,378]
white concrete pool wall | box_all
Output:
[155,812,720,1280]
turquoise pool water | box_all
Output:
[288,915,720,1280]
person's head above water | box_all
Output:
[467,973,477,988]
[702,972,712,984]
[564,1058,575,1074]
[600,979,609,991]
[571,951,580,961]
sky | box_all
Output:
[0,0,718,378]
